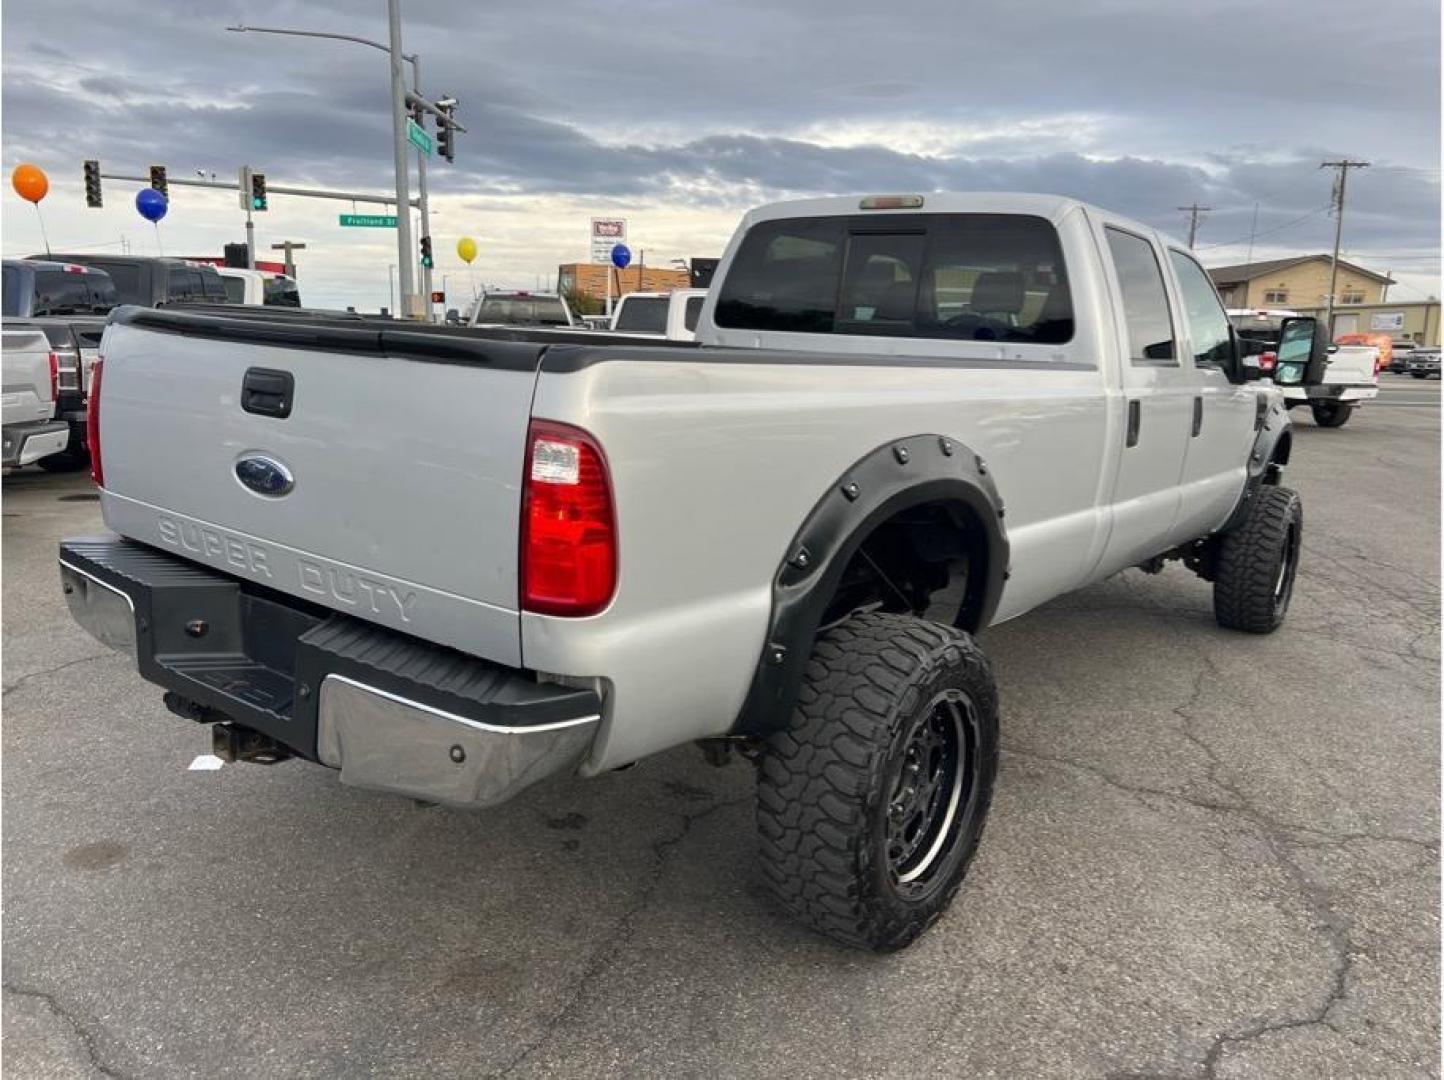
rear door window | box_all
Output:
[220,276,246,304]
[614,297,669,332]
[714,213,1073,344]
[1104,228,1175,363]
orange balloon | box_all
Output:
[12,163,48,204]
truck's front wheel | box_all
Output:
[1311,400,1354,427]
[756,612,998,951]
[1213,485,1302,634]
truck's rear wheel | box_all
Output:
[1311,400,1354,427]
[1213,485,1302,634]
[756,612,997,951]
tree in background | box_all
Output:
[562,286,603,317]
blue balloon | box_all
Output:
[610,243,632,269]
[135,187,168,223]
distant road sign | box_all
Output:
[339,214,398,228]
[407,118,433,157]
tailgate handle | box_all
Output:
[241,368,294,419]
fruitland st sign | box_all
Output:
[339,214,398,228]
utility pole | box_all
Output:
[385,0,416,317]
[1321,159,1370,335]
[270,241,307,278]
[1177,204,1211,249]
[410,55,433,320]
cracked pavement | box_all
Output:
[3,378,1438,1078]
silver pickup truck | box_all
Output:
[3,325,72,467]
[60,192,1317,950]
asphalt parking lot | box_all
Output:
[4,376,1438,1079]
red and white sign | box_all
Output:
[590,218,627,264]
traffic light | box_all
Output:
[420,235,434,269]
[83,160,102,208]
[436,99,456,163]
[250,171,268,212]
[149,165,168,198]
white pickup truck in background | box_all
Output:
[610,288,709,340]
[1229,308,1378,427]
[2,326,72,467]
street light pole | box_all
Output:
[227,15,418,316]
[385,0,416,317]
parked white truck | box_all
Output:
[60,192,1313,950]
[3,326,72,466]
[610,288,709,340]
[1229,307,1378,427]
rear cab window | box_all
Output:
[615,297,669,333]
[221,276,246,304]
[264,277,301,307]
[714,213,1074,346]
[684,295,705,332]
[30,271,94,316]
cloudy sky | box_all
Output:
[4,0,1440,310]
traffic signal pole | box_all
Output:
[410,53,433,319]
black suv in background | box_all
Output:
[30,255,230,308]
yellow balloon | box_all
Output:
[456,236,477,264]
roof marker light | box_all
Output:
[859,195,925,210]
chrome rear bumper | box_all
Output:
[58,535,601,809]
[316,674,598,808]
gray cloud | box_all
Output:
[2,0,1437,298]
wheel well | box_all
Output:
[820,499,993,633]
[1272,430,1292,466]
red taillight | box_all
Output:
[47,351,59,401]
[521,419,616,616]
[87,358,104,487]
[1258,350,1277,373]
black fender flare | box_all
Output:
[731,433,1009,737]
[1221,394,1293,534]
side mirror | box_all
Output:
[1274,316,1324,386]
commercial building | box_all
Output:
[557,263,690,304]
[1207,255,1393,310]
[1207,254,1438,345]
[1289,300,1440,346]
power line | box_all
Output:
[1195,204,1333,252]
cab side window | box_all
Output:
[1169,250,1233,368]
[1105,228,1175,363]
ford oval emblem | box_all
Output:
[235,455,295,497]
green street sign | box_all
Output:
[407,118,433,156]
[339,213,398,228]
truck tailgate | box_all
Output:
[2,327,54,426]
[95,309,547,665]
[1322,344,1378,385]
